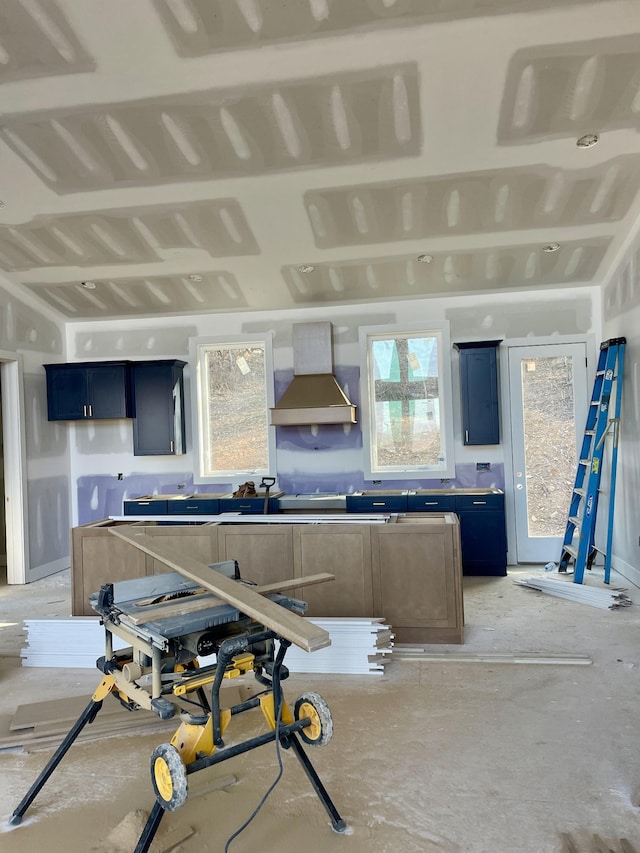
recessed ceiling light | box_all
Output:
[81,280,97,289]
[542,242,560,253]
[417,254,433,264]
[188,274,203,282]
[298,264,315,274]
[576,133,599,149]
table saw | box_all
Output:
[10,557,346,851]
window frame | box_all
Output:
[358,322,456,480]
[190,333,276,485]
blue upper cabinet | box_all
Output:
[453,340,502,445]
[44,361,132,421]
[130,360,187,456]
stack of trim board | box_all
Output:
[21,616,393,675]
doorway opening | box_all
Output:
[506,341,589,565]
[0,355,29,585]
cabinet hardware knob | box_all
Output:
[83,404,87,417]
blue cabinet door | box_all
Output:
[454,341,501,445]
[346,494,408,512]
[454,493,507,576]
[131,360,186,456]
[45,362,131,420]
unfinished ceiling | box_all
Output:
[0,0,639,321]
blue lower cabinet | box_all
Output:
[218,497,280,514]
[346,494,408,513]
[407,494,455,512]
[123,497,168,515]
[454,493,507,576]
[167,497,220,514]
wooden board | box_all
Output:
[109,527,331,653]
[127,573,334,625]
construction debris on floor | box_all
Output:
[515,576,632,609]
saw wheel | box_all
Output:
[294,692,333,746]
[151,743,188,811]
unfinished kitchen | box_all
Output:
[1,1,640,852]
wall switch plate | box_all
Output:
[476,462,491,471]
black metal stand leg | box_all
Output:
[286,733,347,833]
[9,698,104,825]
[134,800,165,853]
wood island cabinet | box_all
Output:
[371,514,463,643]
[142,523,218,575]
[72,519,146,615]
[216,524,295,586]
[293,525,374,618]
[71,516,463,643]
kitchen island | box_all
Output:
[72,513,464,644]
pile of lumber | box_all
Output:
[21,617,127,668]
[0,693,172,752]
[284,618,393,675]
[21,616,393,675]
[0,683,251,753]
[515,577,632,610]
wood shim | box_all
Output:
[108,526,331,653]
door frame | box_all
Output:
[500,334,596,566]
[0,353,30,584]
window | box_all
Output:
[359,324,455,479]
[191,335,275,483]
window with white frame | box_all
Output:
[191,336,275,482]
[359,324,455,479]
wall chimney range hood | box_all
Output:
[270,321,357,426]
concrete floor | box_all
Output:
[0,566,639,853]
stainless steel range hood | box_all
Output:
[270,321,357,426]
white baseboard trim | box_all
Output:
[27,556,70,584]
[612,555,640,590]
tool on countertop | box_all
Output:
[260,476,276,514]
[10,561,345,852]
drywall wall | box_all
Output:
[602,232,640,584]
[64,285,600,534]
[0,278,69,580]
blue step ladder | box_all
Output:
[558,337,625,584]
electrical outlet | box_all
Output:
[476,462,491,472]
[117,473,123,481]
[177,483,186,490]
[440,478,450,484]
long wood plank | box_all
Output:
[109,514,388,523]
[128,573,335,625]
[109,527,330,652]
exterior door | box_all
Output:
[508,343,588,563]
